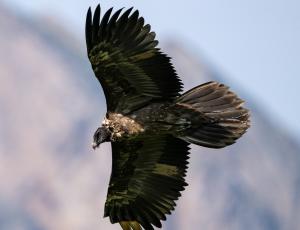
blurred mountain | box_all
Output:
[1,3,300,230]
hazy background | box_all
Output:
[1,1,299,230]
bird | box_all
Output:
[85,4,250,230]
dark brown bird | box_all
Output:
[85,4,250,230]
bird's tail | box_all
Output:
[174,81,250,148]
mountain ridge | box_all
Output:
[1,3,299,230]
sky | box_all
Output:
[3,0,300,138]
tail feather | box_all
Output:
[176,81,250,148]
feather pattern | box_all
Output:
[85,5,183,113]
[175,81,250,148]
[105,135,190,230]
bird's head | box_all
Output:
[92,127,111,149]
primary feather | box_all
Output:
[86,5,183,114]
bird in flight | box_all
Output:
[85,4,250,230]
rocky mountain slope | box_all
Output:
[1,4,299,230]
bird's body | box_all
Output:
[102,102,189,142]
[85,4,250,230]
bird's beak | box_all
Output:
[92,141,99,150]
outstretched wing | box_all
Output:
[105,135,190,230]
[85,5,183,114]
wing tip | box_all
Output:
[86,6,92,22]
[85,7,93,52]
[93,4,101,24]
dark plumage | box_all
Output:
[85,4,250,230]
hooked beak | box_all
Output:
[92,141,100,150]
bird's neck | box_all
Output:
[102,112,145,141]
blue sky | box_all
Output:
[4,0,300,138]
